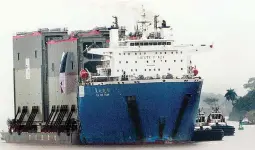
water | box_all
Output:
[0,121,253,150]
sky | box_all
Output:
[0,0,255,129]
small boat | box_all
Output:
[206,107,235,136]
[241,117,255,125]
[191,108,224,141]
[195,108,210,129]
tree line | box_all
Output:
[203,77,255,120]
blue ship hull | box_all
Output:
[78,80,203,144]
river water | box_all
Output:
[0,121,253,150]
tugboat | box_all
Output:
[191,108,224,141]
[207,107,235,136]
[194,108,210,128]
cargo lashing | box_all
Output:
[15,106,28,134]
[48,105,60,132]
[64,105,76,136]
[8,106,21,134]
[22,106,39,132]
[42,105,56,132]
[52,105,68,134]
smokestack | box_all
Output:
[160,20,172,39]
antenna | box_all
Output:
[112,16,119,28]
[154,15,159,30]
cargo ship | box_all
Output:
[1,7,213,145]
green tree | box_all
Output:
[229,77,255,121]
[224,88,238,105]
[203,97,219,108]
[243,77,255,91]
[234,90,255,111]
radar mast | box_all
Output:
[136,5,152,39]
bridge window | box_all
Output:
[158,42,162,45]
[162,42,166,45]
[153,42,157,45]
[130,43,134,46]
[167,42,171,45]
[135,43,139,46]
[149,43,153,45]
[144,42,148,46]
[140,43,144,46]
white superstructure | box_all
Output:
[83,7,213,82]
[207,108,227,126]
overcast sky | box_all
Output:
[0,0,254,129]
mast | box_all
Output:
[112,16,119,28]
[137,5,151,39]
[154,15,159,38]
